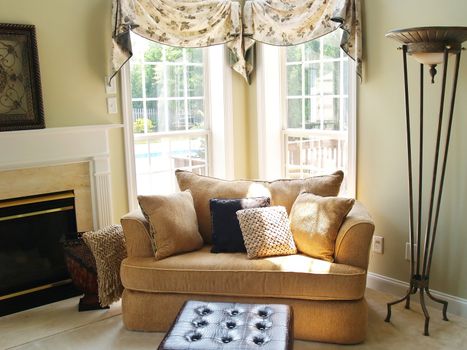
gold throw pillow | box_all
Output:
[138,190,203,260]
[237,206,297,259]
[175,170,344,243]
[290,193,354,262]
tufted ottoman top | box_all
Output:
[158,300,293,350]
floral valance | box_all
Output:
[243,0,362,77]
[111,0,242,80]
[110,0,362,83]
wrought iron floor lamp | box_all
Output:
[385,27,467,336]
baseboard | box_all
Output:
[367,272,467,319]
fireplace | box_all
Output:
[0,191,80,315]
[0,124,122,314]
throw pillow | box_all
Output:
[210,197,271,253]
[236,206,297,259]
[82,225,127,307]
[138,190,203,260]
[290,192,355,262]
[175,170,344,243]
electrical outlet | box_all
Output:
[405,242,417,261]
[107,97,118,114]
[373,236,384,254]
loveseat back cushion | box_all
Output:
[210,197,270,253]
[121,246,367,301]
[175,170,344,243]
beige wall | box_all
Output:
[1,0,129,223]
[232,73,250,179]
[360,0,467,298]
[3,0,466,298]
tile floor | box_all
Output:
[1,288,466,350]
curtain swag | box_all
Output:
[111,0,244,80]
[110,0,362,84]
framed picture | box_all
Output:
[0,23,44,132]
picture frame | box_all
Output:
[0,23,44,132]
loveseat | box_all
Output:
[120,170,375,344]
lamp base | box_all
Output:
[384,275,449,336]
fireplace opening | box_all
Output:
[0,191,81,315]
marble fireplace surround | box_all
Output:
[0,124,123,230]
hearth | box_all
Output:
[0,191,80,315]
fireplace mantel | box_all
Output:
[0,124,123,229]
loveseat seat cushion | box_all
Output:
[175,170,344,243]
[121,246,366,301]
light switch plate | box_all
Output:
[105,76,117,94]
[373,236,384,254]
[107,97,118,114]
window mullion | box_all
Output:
[163,48,169,133]
[319,37,324,131]
[140,55,153,174]
[142,61,148,134]
[300,45,306,129]
[183,50,189,131]
[339,57,344,169]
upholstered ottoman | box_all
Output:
[158,300,293,350]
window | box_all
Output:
[283,30,353,192]
[122,35,234,207]
[257,29,356,195]
[129,35,209,195]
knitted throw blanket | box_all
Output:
[83,225,127,307]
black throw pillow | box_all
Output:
[210,197,271,253]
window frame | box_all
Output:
[256,37,357,196]
[121,44,234,210]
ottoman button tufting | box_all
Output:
[185,331,202,342]
[221,336,233,343]
[224,307,246,317]
[195,305,213,316]
[253,336,265,345]
[192,318,208,328]
[226,321,236,329]
[256,306,273,318]
[255,320,272,331]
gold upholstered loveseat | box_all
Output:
[120,170,375,344]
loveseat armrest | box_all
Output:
[121,209,153,258]
[334,201,375,270]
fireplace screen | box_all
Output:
[0,191,77,307]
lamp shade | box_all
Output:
[386,26,467,65]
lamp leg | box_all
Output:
[405,285,418,309]
[425,288,449,321]
[385,286,412,322]
[405,293,411,309]
[419,289,430,336]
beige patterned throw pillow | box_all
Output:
[236,206,297,259]
[290,192,355,262]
